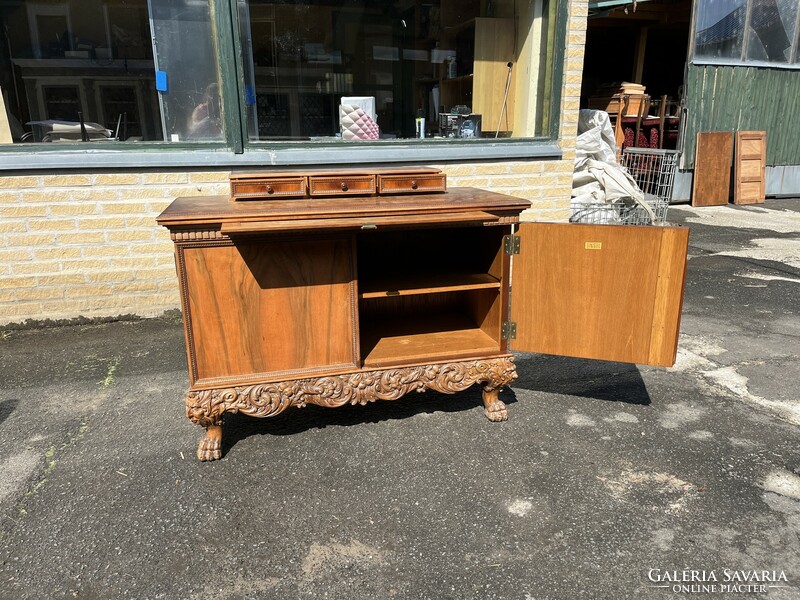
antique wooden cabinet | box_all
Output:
[157,173,688,461]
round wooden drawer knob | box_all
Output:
[266,185,274,194]
[340,182,348,191]
[411,180,418,190]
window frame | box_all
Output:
[0,0,567,171]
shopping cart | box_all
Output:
[570,148,679,226]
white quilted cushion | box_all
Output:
[339,104,379,140]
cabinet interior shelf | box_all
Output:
[359,273,500,299]
[361,313,500,367]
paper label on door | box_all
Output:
[584,241,602,250]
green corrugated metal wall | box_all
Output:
[683,64,800,168]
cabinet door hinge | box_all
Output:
[504,234,520,255]
[501,321,517,340]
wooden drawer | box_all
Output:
[378,174,447,195]
[231,177,306,200]
[309,175,376,197]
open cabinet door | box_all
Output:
[510,223,689,367]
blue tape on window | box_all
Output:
[155,71,168,92]
[245,85,256,106]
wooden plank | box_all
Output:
[511,223,689,367]
[180,237,358,383]
[220,211,500,234]
[692,132,733,207]
[734,131,766,205]
[359,273,500,299]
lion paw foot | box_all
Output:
[484,400,508,422]
[197,436,222,461]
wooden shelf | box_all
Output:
[441,18,476,36]
[359,273,500,299]
[361,313,500,367]
[441,74,474,84]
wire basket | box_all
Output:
[570,148,679,226]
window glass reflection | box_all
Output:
[239,0,519,141]
[0,0,161,143]
[746,0,799,63]
[0,0,223,144]
[694,0,749,61]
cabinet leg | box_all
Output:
[186,390,227,461]
[482,386,508,422]
[197,422,222,461]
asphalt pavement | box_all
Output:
[0,200,798,599]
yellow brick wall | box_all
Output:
[0,172,224,323]
[0,1,586,325]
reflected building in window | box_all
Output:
[0,0,223,143]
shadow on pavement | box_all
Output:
[221,354,648,457]
[222,385,519,456]
[0,399,17,427]
[513,354,651,406]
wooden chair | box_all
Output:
[648,95,680,149]
[633,94,651,149]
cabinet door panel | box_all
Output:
[510,223,688,366]
[180,237,357,385]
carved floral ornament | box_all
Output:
[186,356,518,428]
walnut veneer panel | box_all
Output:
[511,223,688,367]
[692,132,733,206]
[179,237,357,385]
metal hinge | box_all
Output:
[504,234,520,255]
[501,321,517,340]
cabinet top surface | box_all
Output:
[156,187,531,228]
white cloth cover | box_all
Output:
[571,109,654,224]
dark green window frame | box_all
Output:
[0,0,568,171]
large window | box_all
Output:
[0,0,223,144]
[0,0,563,154]
[693,0,800,66]
[237,0,556,141]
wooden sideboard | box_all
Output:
[157,179,688,461]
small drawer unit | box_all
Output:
[309,175,377,197]
[378,173,447,195]
[230,176,306,201]
[229,168,445,201]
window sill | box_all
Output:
[0,139,562,171]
